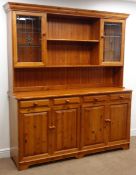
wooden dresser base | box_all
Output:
[16,142,129,170]
[9,88,132,170]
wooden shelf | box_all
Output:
[14,64,123,68]
[13,87,131,100]
[47,38,99,43]
[45,65,123,68]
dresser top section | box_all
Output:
[4,2,129,20]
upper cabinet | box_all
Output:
[9,9,127,68]
[13,12,47,68]
[100,19,125,66]
[46,15,100,66]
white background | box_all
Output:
[0,0,136,157]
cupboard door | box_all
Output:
[13,12,47,67]
[20,111,50,158]
[108,102,130,144]
[100,19,125,66]
[52,106,80,154]
[81,105,105,149]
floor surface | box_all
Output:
[0,137,136,175]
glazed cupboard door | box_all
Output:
[51,105,80,155]
[100,19,125,66]
[81,104,106,150]
[107,101,131,145]
[13,12,47,68]
[20,111,51,159]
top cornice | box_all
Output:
[4,2,129,20]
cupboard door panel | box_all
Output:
[100,19,125,66]
[21,112,49,157]
[53,107,79,153]
[13,12,47,67]
[109,103,128,142]
[104,22,122,62]
[82,105,105,148]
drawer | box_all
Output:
[20,99,50,108]
[110,93,131,101]
[53,97,80,105]
[83,95,107,103]
[20,107,50,114]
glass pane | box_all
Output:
[103,22,122,62]
[16,15,42,62]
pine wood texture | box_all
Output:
[81,105,105,147]
[108,102,129,142]
[13,87,131,100]
[4,2,129,19]
[20,112,49,157]
[14,68,123,91]
[4,2,132,170]
[52,105,80,153]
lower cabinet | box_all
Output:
[20,110,51,158]
[81,96,131,151]
[52,104,80,154]
[81,104,106,149]
[19,102,80,161]
[108,101,130,144]
[17,92,131,169]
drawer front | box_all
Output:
[83,95,107,103]
[20,99,50,108]
[110,93,131,101]
[53,97,80,105]
[20,107,50,114]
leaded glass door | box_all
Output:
[100,19,125,66]
[13,12,47,67]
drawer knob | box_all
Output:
[94,98,98,101]
[101,35,105,38]
[65,100,70,103]
[33,102,38,107]
[119,96,124,99]
[42,33,46,37]
[49,126,56,129]
[105,119,111,122]
[24,139,27,143]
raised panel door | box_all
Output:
[20,111,50,158]
[108,102,130,144]
[52,106,80,154]
[81,105,105,149]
